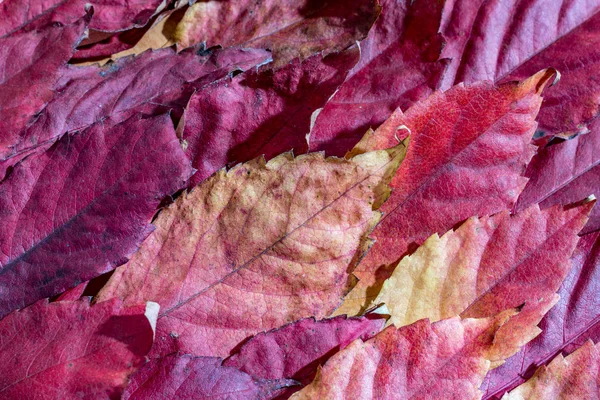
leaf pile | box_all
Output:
[1,1,600,399]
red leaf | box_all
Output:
[180,48,360,187]
[175,0,380,67]
[308,0,449,155]
[0,16,87,161]
[95,148,404,358]
[0,45,270,178]
[123,354,297,400]
[502,340,600,399]
[336,70,554,315]
[292,311,517,399]
[0,298,158,399]
[441,0,600,137]
[224,314,385,397]
[483,231,600,398]
[0,0,166,35]
[516,118,600,235]
[0,114,192,318]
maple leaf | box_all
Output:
[123,353,297,400]
[308,0,448,155]
[333,69,555,316]
[291,311,517,399]
[516,118,600,235]
[440,0,600,137]
[96,145,405,358]
[180,48,360,187]
[223,314,385,397]
[0,298,158,399]
[0,0,166,36]
[483,231,600,398]
[0,15,88,161]
[0,45,270,178]
[174,0,380,67]
[502,340,600,399]
[364,203,592,365]
[0,114,192,318]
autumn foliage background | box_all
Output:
[1,0,600,399]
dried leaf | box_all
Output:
[441,0,600,137]
[123,353,297,400]
[175,0,380,67]
[0,298,158,399]
[0,114,192,318]
[180,48,360,187]
[334,70,554,316]
[502,341,600,399]
[516,119,600,235]
[96,145,405,358]
[291,311,517,399]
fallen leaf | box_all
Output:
[502,340,600,399]
[180,48,360,187]
[123,353,297,400]
[308,0,449,156]
[174,0,380,67]
[483,231,600,398]
[96,144,405,358]
[0,114,192,318]
[0,0,166,35]
[0,298,158,399]
[516,118,600,235]
[0,15,88,160]
[224,314,385,397]
[441,0,600,137]
[366,203,592,365]
[291,311,517,399]
[0,45,270,178]
[334,70,554,316]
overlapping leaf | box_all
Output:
[292,311,517,399]
[516,118,600,235]
[502,341,600,399]
[180,48,360,187]
[0,45,270,178]
[483,231,600,398]
[0,15,87,161]
[334,70,554,316]
[123,354,297,400]
[96,145,405,358]
[441,0,600,137]
[175,0,380,67]
[0,114,192,318]
[0,298,157,399]
[364,203,591,365]
[308,0,448,155]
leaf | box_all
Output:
[174,0,380,67]
[0,45,270,178]
[366,203,592,365]
[333,70,554,316]
[0,0,166,35]
[502,340,600,399]
[308,0,449,156]
[291,311,517,399]
[483,231,600,398]
[441,0,600,137]
[0,15,87,160]
[0,114,192,318]
[516,118,600,235]
[180,48,360,187]
[123,353,297,400]
[223,314,385,397]
[96,145,406,358]
[0,298,158,399]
